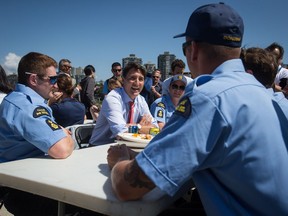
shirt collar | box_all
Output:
[16,84,46,104]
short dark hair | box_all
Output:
[111,62,121,68]
[241,47,277,87]
[171,59,185,72]
[265,42,284,61]
[18,52,57,85]
[122,62,146,78]
[83,65,95,76]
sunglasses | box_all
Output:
[182,40,193,56]
[171,84,185,91]
[63,65,72,69]
[153,76,160,79]
[113,69,122,72]
[25,72,58,85]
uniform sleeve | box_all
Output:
[136,93,228,196]
[13,105,66,153]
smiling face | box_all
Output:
[123,68,145,100]
[169,80,186,99]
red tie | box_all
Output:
[128,101,134,123]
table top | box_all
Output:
[0,144,174,216]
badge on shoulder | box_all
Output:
[157,109,163,118]
[157,102,166,109]
[175,97,191,118]
[33,106,51,118]
[46,119,61,131]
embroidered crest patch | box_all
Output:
[157,110,163,118]
[46,120,61,131]
[175,97,191,118]
[157,102,166,109]
[33,106,50,118]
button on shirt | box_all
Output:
[136,59,288,215]
[89,87,157,146]
[0,84,66,162]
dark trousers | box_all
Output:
[3,188,104,216]
[158,188,206,216]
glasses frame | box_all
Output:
[113,69,122,72]
[171,84,185,91]
[182,40,193,56]
[62,65,72,69]
[25,72,58,85]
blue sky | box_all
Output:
[1,0,288,81]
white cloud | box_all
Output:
[2,53,21,74]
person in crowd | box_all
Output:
[58,58,72,76]
[107,3,288,216]
[102,62,123,95]
[265,42,288,91]
[72,83,82,101]
[240,47,288,119]
[108,76,123,91]
[89,76,123,123]
[0,52,75,215]
[147,69,162,107]
[89,62,158,146]
[0,65,13,104]
[80,64,97,119]
[150,75,186,130]
[162,59,193,95]
[140,70,153,102]
[49,73,86,127]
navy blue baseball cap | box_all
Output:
[174,2,244,47]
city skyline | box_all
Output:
[1,0,288,81]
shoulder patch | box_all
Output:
[175,97,191,118]
[33,106,51,118]
[157,102,166,109]
[157,110,163,118]
[46,120,61,131]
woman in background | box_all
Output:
[50,73,86,127]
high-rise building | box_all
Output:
[157,51,176,80]
[144,61,156,75]
[72,67,85,84]
[122,54,143,68]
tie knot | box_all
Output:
[129,101,134,107]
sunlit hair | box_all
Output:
[122,62,146,79]
[18,52,57,85]
[57,74,74,96]
[240,47,278,88]
[108,77,123,91]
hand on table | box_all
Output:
[107,144,138,170]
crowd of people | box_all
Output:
[1,2,288,215]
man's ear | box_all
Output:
[27,74,38,87]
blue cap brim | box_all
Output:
[173,33,186,38]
